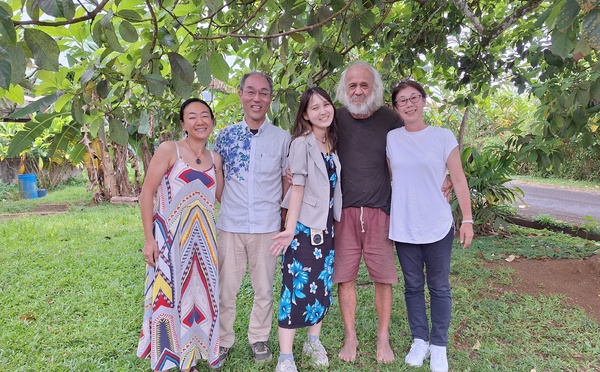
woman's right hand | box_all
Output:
[143,239,159,267]
[269,230,294,256]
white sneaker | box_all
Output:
[405,338,430,367]
[302,339,329,367]
[429,345,448,372]
[275,358,298,372]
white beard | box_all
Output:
[346,95,378,117]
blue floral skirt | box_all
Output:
[277,221,334,329]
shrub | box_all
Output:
[454,146,523,232]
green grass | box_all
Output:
[0,184,91,214]
[0,187,599,371]
[514,175,600,191]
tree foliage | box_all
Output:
[0,0,598,198]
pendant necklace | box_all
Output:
[185,138,205,165]
[315,132,330,155]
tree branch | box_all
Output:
[227,0,269,35]
[313,3,393,83]
[451,0,484,35]
[144,0,158,59]
[192,0,355,40]
[482,0,545,47]
[13,0,110,26]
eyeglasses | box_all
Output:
[395,94,422,107]
[242,89,271,99]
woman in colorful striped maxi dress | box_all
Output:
[138,98,224,371]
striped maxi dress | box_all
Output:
[137,146,220,370]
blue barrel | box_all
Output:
[18,173,38,199]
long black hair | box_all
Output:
[292,87,338,152]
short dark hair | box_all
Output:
[391,80,427,106]
[179,98,214,122]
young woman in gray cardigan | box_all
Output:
[270,87,342,372]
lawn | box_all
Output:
[0,187,599,371]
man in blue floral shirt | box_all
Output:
[214,71,291,366]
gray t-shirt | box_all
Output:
[336,106,402,214]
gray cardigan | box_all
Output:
[281,132,342,230]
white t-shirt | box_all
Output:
[386,126,458,244]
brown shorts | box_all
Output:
[332,207,398,284]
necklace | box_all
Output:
[185,138,205,165]
[315,132,327,144]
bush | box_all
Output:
[454,146,523,232]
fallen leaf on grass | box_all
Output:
[505,254,516,262]
[19,315,36,322]
[472,340,481,350]
[531,369,537,372]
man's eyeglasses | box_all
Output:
[395,94,422,107]
[242,89,271,99]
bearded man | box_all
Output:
[332,61,403,364]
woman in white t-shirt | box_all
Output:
[386,80,473,372]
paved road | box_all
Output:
[508,180,600,226]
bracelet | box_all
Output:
[461,219,474,224]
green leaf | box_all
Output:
[4,84,24,104]
[168,52,194,99]
[68,143,87,164]
[24,29,60,71]
[25,0,41,21]
[38,0,62,17]
[581,8,600,50]
[576,88,590,107]
[91,18,104,47]
[6,45,26,86]
[0,46,11,89]
[543,49,563,67]
[572,108,587,125]
[109,118,129,146]
[195,56,212,86]
[54,92,73,111]
[349,18,362,45]
[48,124,79,158]
[71,96,85,125]
[208,53,229,83]
[7,113,61,157]
[289,32,305,44]
[550,27,574,58]
[116,9,143,22]
[9,93,60,118]
[59,0,76,20]
[542,0,565,29]
[135,110,150,135]
[323,49,343,68]
[205,0,220,14]
[556,0,580,32]
[97,79,110,99]
[143,74,168,96]
[104,27,125,53]
[0,7,16,46]
[119,20,138,43]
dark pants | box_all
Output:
[395,227,454,346]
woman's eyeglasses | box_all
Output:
[395,94,422,107]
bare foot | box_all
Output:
[377,337,395,363]
[338,337,358,362]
